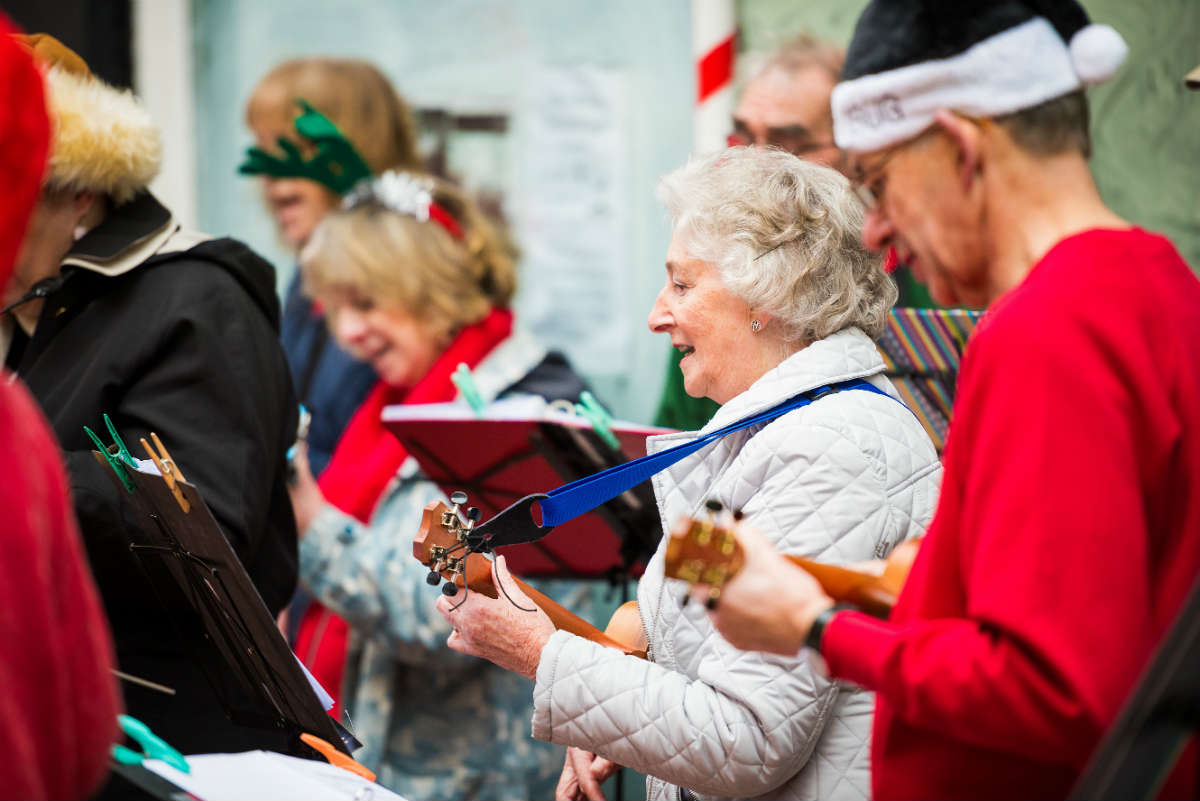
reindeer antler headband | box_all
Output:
[238,101,462,239]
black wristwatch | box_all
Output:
[804,603,853,654]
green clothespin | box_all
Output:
[451,362,486,418]
[104,413,137,468]
[574,391,620,450]
[112,714,190,774]
[84,414,136,493]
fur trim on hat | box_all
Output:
[833,17,1125,152]
[43,65,161,205]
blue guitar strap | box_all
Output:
[469,378,895,552]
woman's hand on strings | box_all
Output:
[435,555,555,680]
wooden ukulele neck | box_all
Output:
[468,566,644,656]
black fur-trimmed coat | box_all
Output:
[6,192,299,756]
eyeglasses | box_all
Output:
[849,150,898,211]
[849,125,943,211]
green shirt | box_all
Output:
[652,349,720,430]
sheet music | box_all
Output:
[381,396,669,435]
[133,457,162,475]
[383,395,551,422]
[294,654,335,711]
[144,751,408,801]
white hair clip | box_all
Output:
[343,170,434,219]
[342,170,464,238]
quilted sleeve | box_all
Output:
[299,468,475,668]
[533,629,832,798]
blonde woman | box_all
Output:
[286,171,596,800]
[241,57,426,710]
[244,57,423,477]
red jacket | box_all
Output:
[0,19,120,800]
[825,229,1200,800]
[0,379,121,801]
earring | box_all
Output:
[750,319,762,332]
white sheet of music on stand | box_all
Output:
[143,751,408,801]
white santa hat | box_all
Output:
[832,0,1128,152]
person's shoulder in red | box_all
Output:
[0,15,121,800]
[955,221,1200,682]
[960,226,1200,415]
[0,375,120,801]
[985,227,1198,342]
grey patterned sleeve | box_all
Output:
[298,468,475,667]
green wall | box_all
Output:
[739,0,1200,273]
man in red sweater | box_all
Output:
[706,1,1200,799]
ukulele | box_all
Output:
[663,502,920,619]
[414,494,648,658]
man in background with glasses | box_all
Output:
[656,34,851,431]
[729,35,935,301]
[727,34,845,171]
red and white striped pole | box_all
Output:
[692,0,736,154]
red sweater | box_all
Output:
[1,377,121,800]
[824,229,1200,800]
[0,21,120,799]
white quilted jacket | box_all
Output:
[531,327,942,801]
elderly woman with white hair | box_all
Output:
[440,147,942,801]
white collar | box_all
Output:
[700,326,887,433]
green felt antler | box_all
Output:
[237,100,373,195]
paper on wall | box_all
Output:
[514,66,635,377]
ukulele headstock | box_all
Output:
[663,500,745,605]
[413,491,485,595]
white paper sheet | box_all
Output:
[143,751,407,801]
[293,653,335,712]
[133,458,162,475]
[380,398,669,435]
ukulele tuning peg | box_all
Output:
[467,507,482,523]
[704,498,723,513]
[446,492,469,530]
[425,571,442,586]
[441,582,460,597]
[732,508,745,522]
[680,593,690,608]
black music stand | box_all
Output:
[1069,572,1200,800]
[93,451,354,758]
